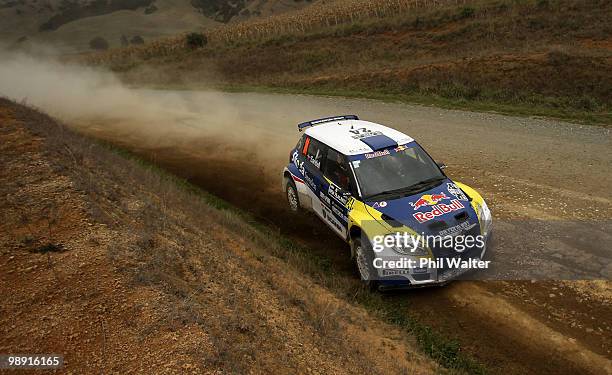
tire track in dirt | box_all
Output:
[73,137,609,375]
[450,283,612,374]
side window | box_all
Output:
[303,137,325,170]
[295,135,305,152]
[324,148,351,191]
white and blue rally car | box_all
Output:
[282,115,492,290]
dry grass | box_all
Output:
[207,0,473,43]
[82,0,474,66]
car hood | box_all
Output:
[364,179,479,235]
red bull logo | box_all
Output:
[410,193,449,210]
[413,199,465,223]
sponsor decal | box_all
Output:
[319,191,331,206]
[413,199,465,223]
[372,201,387,209]
[322,206,344,232]
[365,149,390,159]
[331,204,348,223]
[292,151,316,190]
[383,269,412,276]
[328,184,349,205]
[410,192,449,210]
[307,154,321,169]
[394,144,408,152]
[303,173,316,191]
[292,151,305,174]
[349,128,383,139]
[447,182,468,201]
[438,221,477,237]
[345,197,356,210]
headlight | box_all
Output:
[477,200,492,236]
[384,233,429,256]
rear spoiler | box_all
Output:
[297,115,359,131]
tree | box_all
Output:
[89,36,109,50]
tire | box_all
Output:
[352,237,379,291]
[285,178,301,213]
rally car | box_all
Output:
[282,115,492,290]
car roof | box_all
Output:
[304,119,414,155]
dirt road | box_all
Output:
[62,90,612,374]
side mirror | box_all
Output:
[437,162,447,170]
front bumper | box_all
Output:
[375,230,493,291]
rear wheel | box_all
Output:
[352,237,378,291]
[286,178,300,212]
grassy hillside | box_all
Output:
[1,0,217,52]
[1,0,312,52]
[89,0,612,124]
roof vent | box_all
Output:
[360,134,398,151]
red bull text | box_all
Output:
[413,199,465,223]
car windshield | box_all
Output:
[351,142,445,199]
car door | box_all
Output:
[297,136,329,219]
[320,147,353,238]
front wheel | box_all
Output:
[286,178,300,212]
[352,237,378,291]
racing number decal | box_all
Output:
[348,127,368,135]
[348,127,381,140]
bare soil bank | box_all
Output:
[0,99,438,374]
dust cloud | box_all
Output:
[0,49,297,168]
[0,50,231,135]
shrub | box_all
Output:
[186,32,208,49]
[130,35,145,45]
[89,36,109,50]
[547,48,571,65]
[144,4,157,14]
[459,6,475,19]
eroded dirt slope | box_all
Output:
[0,99,438,374]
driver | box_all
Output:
[333,153,350,190]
